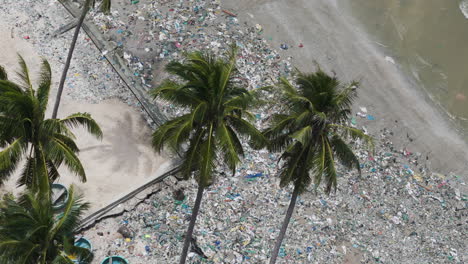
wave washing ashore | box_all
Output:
[1,0,466,263]
[342,0,468,137]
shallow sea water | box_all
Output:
[341,0,468,133]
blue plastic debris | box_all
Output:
[245,172,263,179]
[319,199,328,207]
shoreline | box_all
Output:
[1,0,466,263]
[221,0,468,188]
[339,0,468,142]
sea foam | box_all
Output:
[460,0,468,19]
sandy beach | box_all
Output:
[0,21,172,214]
[222,0,468,186]
[0,0,466,263]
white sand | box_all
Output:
[0,23,172,214]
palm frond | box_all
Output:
[150,79,200,108]
[224,86,271,110]
[16,54,33,92]
[0,240,37,263]
[0,65,7,80]
[278,143,305,189]
[36,59,52,113]
[50,134,79,153]
[0,80,23,95]
[279,77,297,95]
[311,136,327,189]
[17,156,35,188]
[329,124,374,154]
[226,115,266,149]
[263,114,295,138]
[100,0,111,14]
[45,138,86,182]
[168,116,193,150]
[51,186,89,240]
[46,159,61,183]
[0,89,35,120]
[289,126,312,145]
[179,130,204,180]
[217,48,237,104]
[216,122,241,174]
[330,134,361,174]
[60,113,103,140]
[334,80,359,111]
[151,114,191,153]
[41,119,75,140]
[0,115,24,147]
[0,137,26,185]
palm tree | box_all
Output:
[0,56,102,188]
[0,66,7,81]
[264,68,374,263]
[52,0,111,118]
[150,48,266,264]
[0,183,92,264]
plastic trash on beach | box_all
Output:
[9,0,464,262]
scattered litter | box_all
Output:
[6,0,464,263]
[222,10,237,17]
[385,56,395,64]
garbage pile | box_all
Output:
[82,125,466,263]
[82,4,466,262]
[2,0,465,263]
[0,0,138,107]
[88,0,290,117]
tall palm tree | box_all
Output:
[264,69,374,263]
[52,0,111,118]
[150,48,266,264]
[0,183,92,264]
[0,56,102,188]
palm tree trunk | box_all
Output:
[52,0,91,118]
[269,185,300,264]
[179,184,204,264]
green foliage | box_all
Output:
[0,185,91,264]
[150,48,266,187]
[264,68,373,194]
[91,0,112,14]
[0,56,102,188]
[0,66,7,81]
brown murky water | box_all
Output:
[342,0,468,131]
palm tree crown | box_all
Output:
[151,48,265,186]
[0,184,91,264]
[0,56,102,188]
[265,69,373,194]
